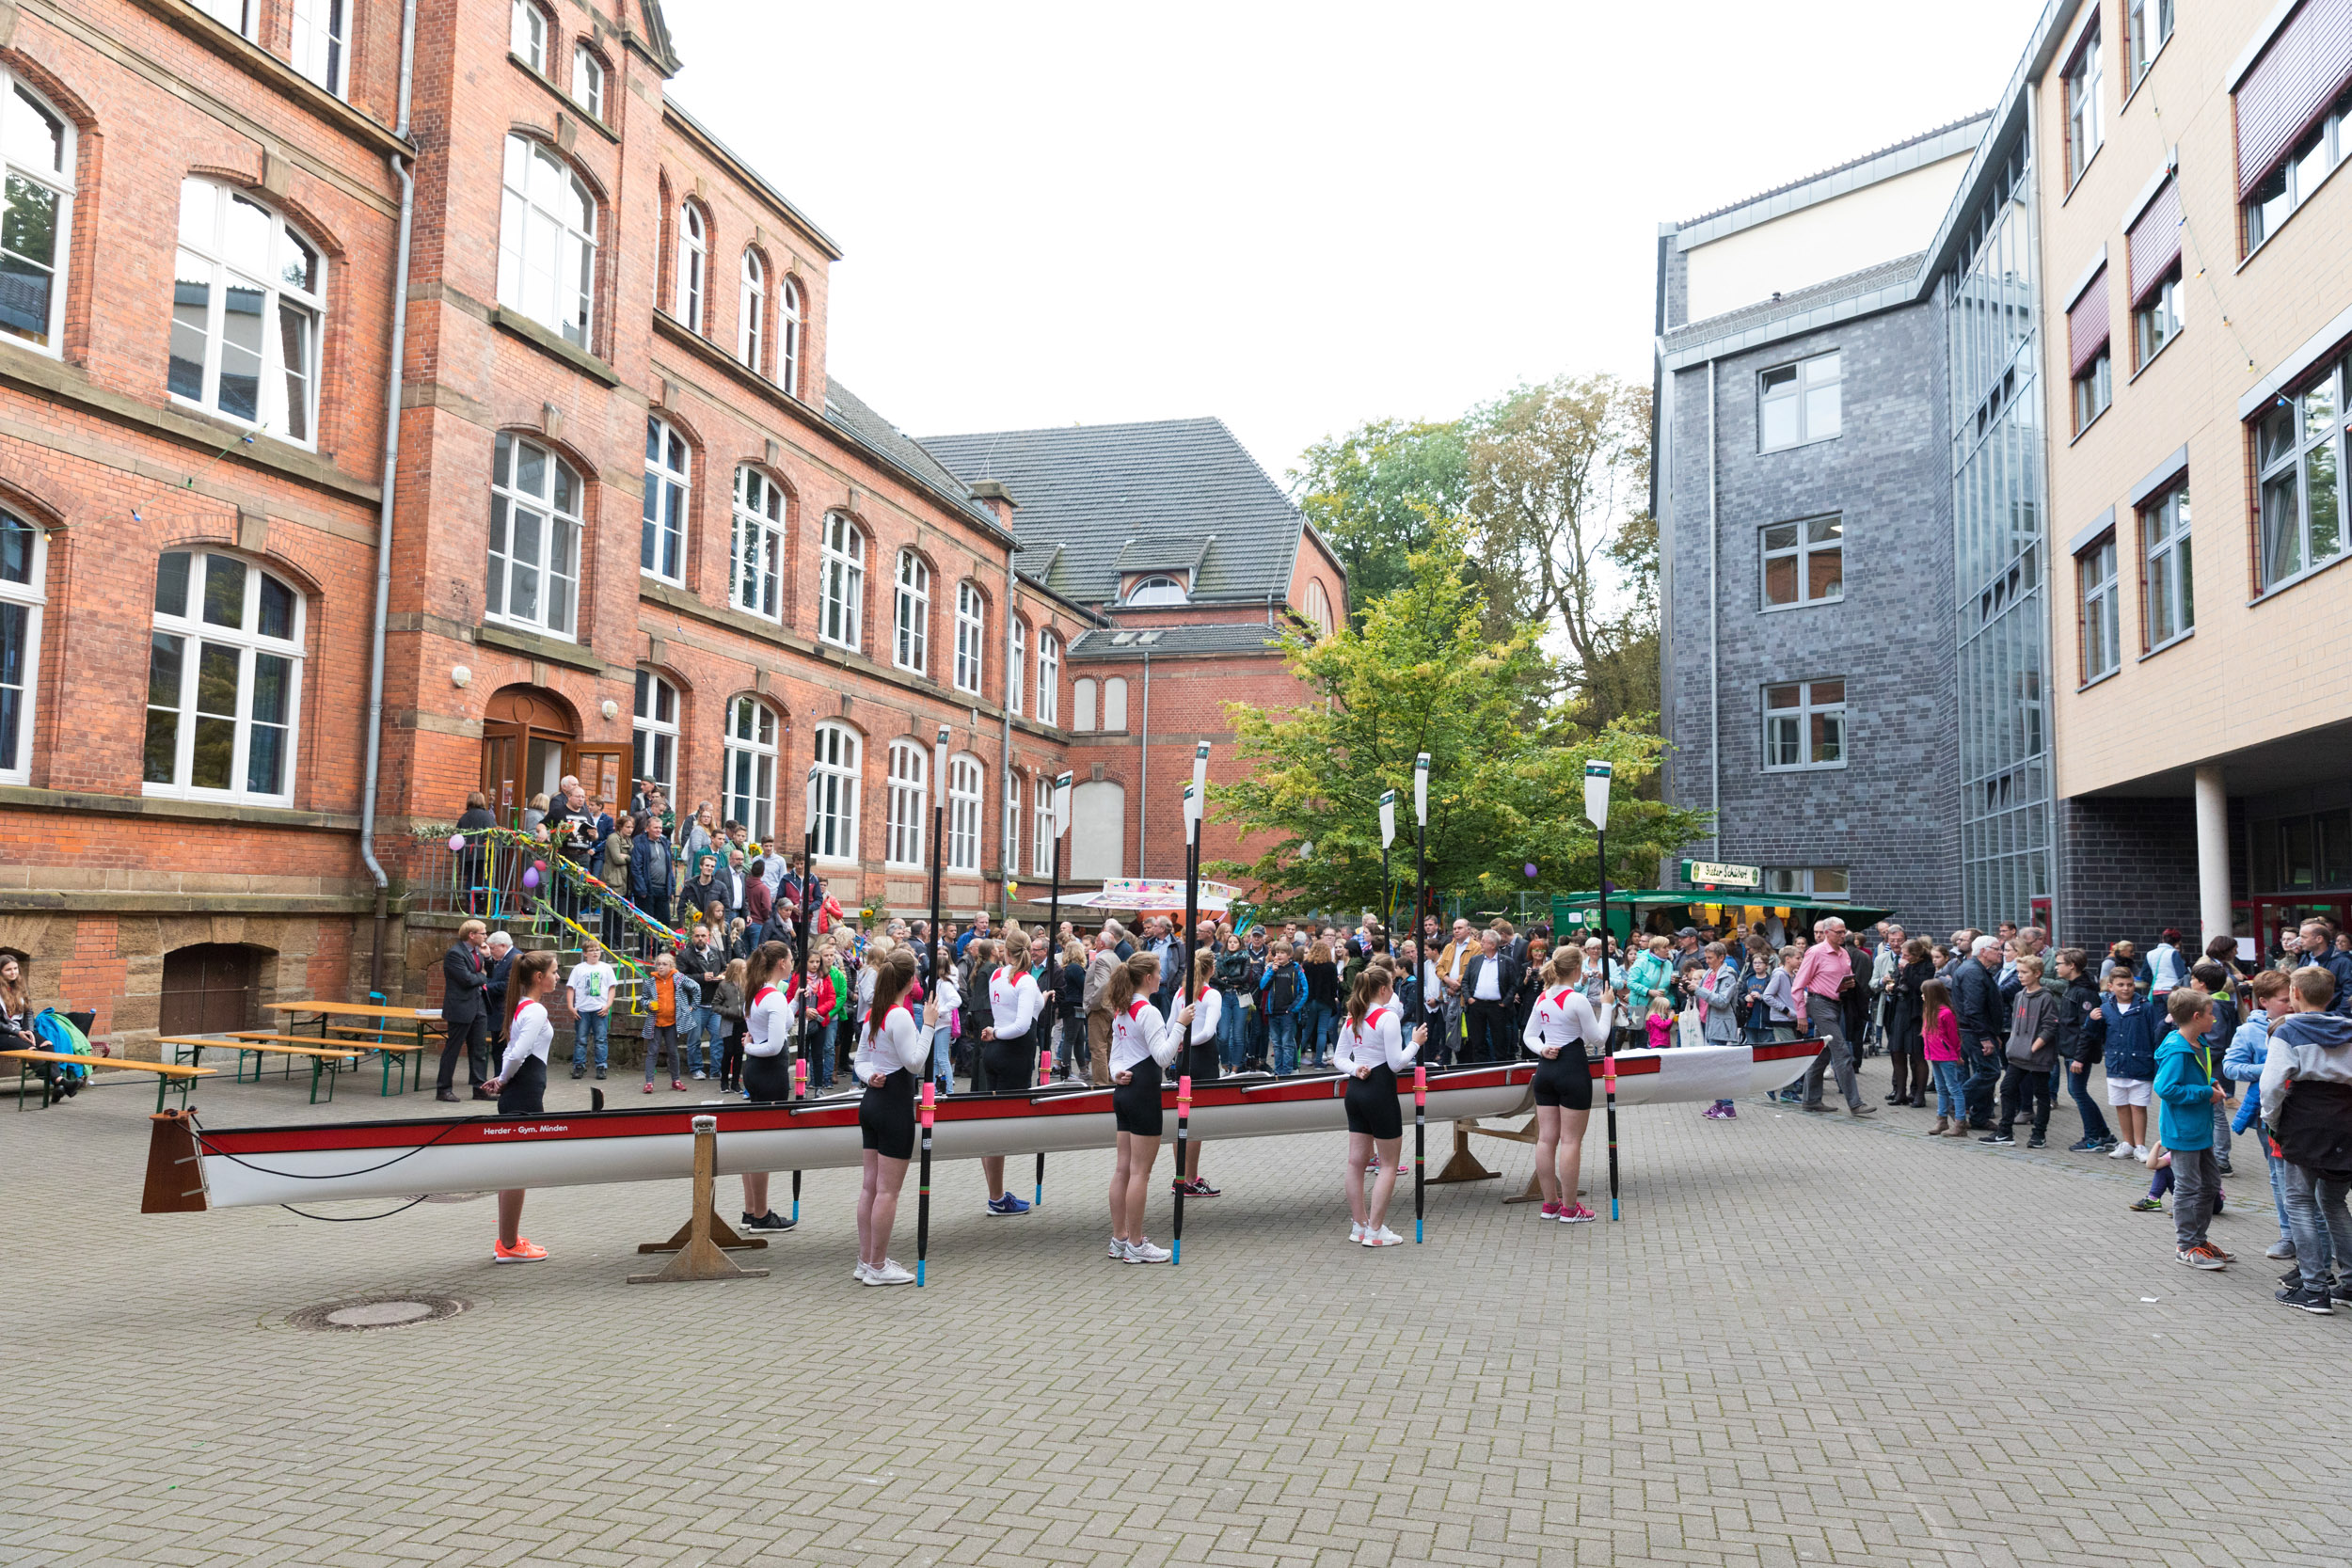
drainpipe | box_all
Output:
[1707,356,1721,858]
[1137,651,1152,877]
[999,550,1015,920]
[360,0,421,997]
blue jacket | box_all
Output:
[2225,1015,2273,1135]
[2300,950,2352,1019]
[628,834,673,912]
[2153,1027,2217,1150]
[1953,958,2009,1047]
[2083,997,2166,1081]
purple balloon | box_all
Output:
[449,833,467,852]
[521,866,540,889]
[1524,863,1538,879]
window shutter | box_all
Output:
[2068,267,2109,376]
[2127,178,2182,304]
[2234,0,2352,195]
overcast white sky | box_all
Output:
[666,0,2050,488]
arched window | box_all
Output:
[892,549,929,673]
[1036,630,1059,725]
[1033,775,1054,880]
[571,42,606,119]
[0,72,74,352]
[144,549,303,803]
[675,202,706,331]
[169,181,324,444]
[1004,769,1021,874]
[723,695,778,845]
[632,668,678,802]
[1072,676,1097,733]
[947,752,982,872]
[730,467,785,619]
[642,415,688,584]
[194,0,256,38]
[884,738,926,867]
[1127,574,1186,606]
[779,276,802,396]
[498,135,595,348]
[486,431,581,638]
[818,513,864,649]
[1103,676,1129,731]
[0,511,46,783]
[1305,578,1334,637]
[291,0,347,96]
[953,580,984,695]
[1009,619,1026,717]
[738,249,765,368]
[510,0,548,71]
[811,721,860,862]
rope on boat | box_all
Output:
[278,1195,434,1223]
[189,1111,477,1181]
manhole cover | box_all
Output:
[288,1294,468,1332]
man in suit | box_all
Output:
[1461,928,1523,1064]
[437,919,492,1102]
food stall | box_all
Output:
[1552,859,1891,946]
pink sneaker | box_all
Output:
[1701,1105,1723,1119]
[1538,1201,1562,1218]
[1558,1204,1597,1224]
[1720,1104,1738,1118]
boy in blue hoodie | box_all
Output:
[2153,989,2230,1271]
[2225,970,2296,1259]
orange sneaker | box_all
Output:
[493,1238,548,1263]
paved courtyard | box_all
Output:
[7,1053,2352,1568]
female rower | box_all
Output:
[1168,948,1222,1197]
[735,940,798,1233]
[850,946,935,1286]
[977,936,1042,1215]
[1107,951,1180,1263]
[1333,964,1425,1246]
[483,949,558,1263]
[1523,949,1617,1224]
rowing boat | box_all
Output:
[141,1038,1823,1212]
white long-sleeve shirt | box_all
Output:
[988,966,1042,1037]
[1109,998,1179,1076]
[566,960,616,1015]
[852,1003,930,1085]
[497,998,552,1081]
[1522,987,1615,1058]
[1181,986,1220,1047]
[743,982,796,1059]
[1334,1005,1417,1074]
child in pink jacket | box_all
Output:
[1921,977,1964,1135]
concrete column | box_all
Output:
[2194,765,2232,952]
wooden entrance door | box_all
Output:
[573,746,627,819]
[480,686,580,827]
[160,944,259,1036]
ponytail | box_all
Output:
[1344,966,1386,1031]
[869,947,918,1022]
[1548,948,1584,988]
[748,940,788,995]
[1191,948,1216,992]
[1108,952,1158,1013]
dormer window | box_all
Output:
[1125,574,1187,606]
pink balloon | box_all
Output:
[521,867,540,889]
[449,834,467,852]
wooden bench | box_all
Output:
[310,1028,435,1094]
[264,1002,444,1094]
[160,1035,359,1105]
[4,1049,215,1113]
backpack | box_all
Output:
[31,1008,92,1088]
[2271,1079,2352,1176]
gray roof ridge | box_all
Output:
[1675,112,1995,230]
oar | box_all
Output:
[1171,1072,1191,1265]
[790,1057,806,1225]
[915,1081,934,1287]
[1034,1045,1050,1208]
[1413,1063,1426,1243]
[1604,1049,1620,1222]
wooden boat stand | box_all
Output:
[1432,1116,1586,1203]
[628,1116,769,1284]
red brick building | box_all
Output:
[0,0,1341,1052]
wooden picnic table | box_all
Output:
[4,1049,215,1113]
[160,1035,360,1105]
[264,1002,445,1095]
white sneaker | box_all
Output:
[1108,1235,1125,1259]
[2136,1145,2153,1164]
[1123,1238,1171,1264]
[853,1261,874,1283]
[868,1259,915,1286]
[2107,1142,2135,1159]
[1361,1225,1404,1247]
[692,1069,707,1081]
[1349,1221,1366,1243]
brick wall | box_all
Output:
[2056,794,2202,955]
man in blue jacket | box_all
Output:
[1952,937,2010,1130]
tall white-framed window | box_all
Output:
[723,695,778,846]
[675,202,706,332]
[1103,676,1128,730]
[819,513,864,650]
[1004,770,1021,873]
[0,511,45,784]
[738,249,765,369]
[642,416,688,584]
[193,0,256,36]
[572,43,606,119]
[2126,0,2171,86]
[1757,350,1840,451]
[1304,578,1334,636]
[2256,358,2347,593]
[947,752,982,872]
[1033,781,1054,879]
[779,276,802,396]
[1760,516,1843,608]
[144,549,303,803]
[1761,678,1845,771]
[511,0,548,71]
[953,580,984,695]
[169,181,323,445]
[290,0,347,96]
[893,549,929,673]
[884,738,926,868]
[730,466,786,620]
[2078,535,2120,682]
[486,431,581,638]
[811,721,860,863]
[2064,20,2103,185]
[1072,675,1096,732]
[0,76,74,354]
[2141,485,2192,651]
[632,668,679,803]
[497,134,596,349]
[1036,630,1059,724]
[1009,619,1026,716]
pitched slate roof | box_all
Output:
[821,382,1004,533]
[917,419,1309,605]
[1066,623,1290,658]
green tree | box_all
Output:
[1208,528,1708,919]
[1290,418,1470,623]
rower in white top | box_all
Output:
[1520,949,1617,1225]
[850,948,938,1286]
[1106,952,1182,1263]
[735,940,799,1234]
[1332,963,1426,1246]
[977,934,1043,1215]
